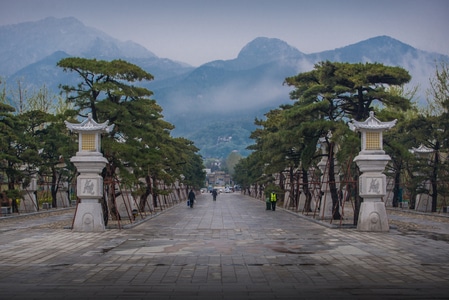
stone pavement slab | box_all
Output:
[0,193,448,299]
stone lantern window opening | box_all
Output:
[81,133,97,152]
[65,113,114,156]
[364,131,381,151]
[349,111,396,154]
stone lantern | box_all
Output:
[348,111,396,232]
[65,114,114,231]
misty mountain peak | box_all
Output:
[38,16,84,27]
[348,35,418,56]
[361,35,413,49]
[237,37,304,63]
[312,35,425,64]
[0,16,156,75]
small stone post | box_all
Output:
[316,134,340,219]
[65,114,114,232]
[349,111,396,232]
[21,173,38,212]
[410,144,434,212]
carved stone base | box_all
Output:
[20,193,38,213]
[72,201,105,232]
[319,192,334,219]
[115,191,136,220]
[357,201,389,232]
[415,194,431,212]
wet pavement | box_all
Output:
[0,192,448,299]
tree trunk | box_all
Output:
[392,164,402,208]
[139,175,152,211]
[353,172,361,225]
[152,175,158,208]
[431,149,439,212]
[103,162,118,224]
[51,167,59,208]
[288,166,295,209]
[7,161,15,191]
[294,169,300,210]
[302,167,312,212]
[328,143,341,220]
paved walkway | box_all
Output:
[0,193,448,299]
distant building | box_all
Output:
[206,171,231,187]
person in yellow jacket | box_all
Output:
[270,191,277,211]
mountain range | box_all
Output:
[1,17,448,158]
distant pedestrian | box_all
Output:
[0,191,8,207]
[188,189,195,208]
[212,189,217,201]
[270,191,277,211]
[265,195,271,210]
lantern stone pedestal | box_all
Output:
[65,114,114,232]
[349,112,396,232]
[71,155,108,231]
[354,155,391,231]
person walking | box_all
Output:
[265,194,271,210]
[270,191,277,211]
[211,189,218,201]
[188,189,195,208]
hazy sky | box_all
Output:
[1,0,448,66]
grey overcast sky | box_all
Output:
[1,0,448,66]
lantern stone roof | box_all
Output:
[348,111,397,132]
[65,113,114,133]
[410,144,434,154]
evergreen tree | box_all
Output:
[404,61,449,212]
[58,57,204,218]
[0,102,19,191]
[283,61,411,220]
[35,111,78,207]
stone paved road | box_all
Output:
[0,193,448,299]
